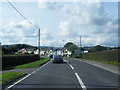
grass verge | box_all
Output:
[0,72,24,85]
[64,57,120,66]
[13,57,50,69]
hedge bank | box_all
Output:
[82,49,119,63]
[2,54,40,69]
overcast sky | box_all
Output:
[0,0,118,47]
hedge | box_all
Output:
[82,49,119,63]
[2,54,40,69]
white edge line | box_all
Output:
[75,73,87,90]
[40,60,51,68]
[32,71,35,73]
[5,74,31,90]
[5,59,51,90]
[36,69,39,70]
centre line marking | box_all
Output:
[75,73,87,90]
[64,59,87,90]
[70,64,74,70]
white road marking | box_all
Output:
[40,60,51,68]
[36,69,39,71]
[69,64,74,70]
[32,71,36,74]
[75,73,87,90]
[5,59,51,90]
[5,74,31,90]
[65,58,119,75]
[64,59,87,90]
[63,59,67,62]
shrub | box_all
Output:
[2,54,40,69]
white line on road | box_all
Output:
[64,59,87,90]
[36,69,39,71]
[64,59,74,69]
[75,73,87,90]
[5,59,51,90]
[69,64,74,70]
[32,71,36,74]
[5,74,31,90]
[40,60,51,68]
[63,59,67,62]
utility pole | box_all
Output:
[79,36,82,58]
[38,28,40,57]
[62,40,65,56]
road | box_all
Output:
[6,58,119,90]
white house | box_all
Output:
[34,49,39,55]
[63,49,71,57]
[17,48,27,54]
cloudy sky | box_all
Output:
[0,0,118,47]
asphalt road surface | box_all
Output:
[6,58,119,90]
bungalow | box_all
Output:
[63,49,71,57]
[17,48,27,54]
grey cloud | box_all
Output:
[15,25,23,28]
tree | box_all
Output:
[2,44,37,55]
[90,45,107,52]
[64,42,78,56]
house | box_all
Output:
[63,49,71,57]
[40,50,46,56]
[74,49,88,54]
[83,50,88,53]
[34,49,39,55]
[18,48,27,54]
[27,49,34,54]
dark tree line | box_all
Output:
[2,44,37,55]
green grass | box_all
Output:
[13,57,50,69]
[0,72,24,85]
[65,57,120,66]
[85,59,120,66]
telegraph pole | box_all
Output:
[79,36,82,58]
[38,28,40,57]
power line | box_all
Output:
[6,0,41,56]
[7,0,39,29]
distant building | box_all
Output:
[34,49,39,55]
[74,49,88,54]
[17,48,27,54]
[27,49,34,54]
[83,50,88,53]
[63,49,71,57]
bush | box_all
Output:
[2,54,40,69]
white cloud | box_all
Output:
[37,1,118,46]
[38,2,47,8]
[1,1,118,47]
[57,2,118,46]
[0,19,54,46]
[41,29,53,40]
